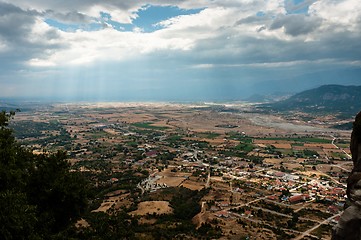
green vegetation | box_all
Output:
[336,143,350,148]
[330,152,348,160]
[255,200,294,215]
[126,141,139,147]
[332,122,353,130]
[198,132,220,139]
[186,140,210,149]
[169,187,206,219]
[72,159,113,172]
[11,120,58,139]
[227,132,252,143]
[258,137,331,143]
[166,134,183,142]
[156,151,176,165]
[303,149,319,157]
[132,122,168,130]
[11,120,72,149]
[87,131,109,139]
[0,111,88,239]
[234,142,254,152]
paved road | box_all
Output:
[233,212,318,238]
[290,182,309,192]
[331,164,351,172]
[293,213,341,240]
[205,170,211,188]
[249,205,319,222]
[331,135,352,159]
[223,196,268,212]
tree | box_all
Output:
[287,213,299,229]
[0,191,38,240]
[0,111,89,239]
[26,151,89,232]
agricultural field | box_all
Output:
[7,102,353,239]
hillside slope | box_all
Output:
[269,84,361,116]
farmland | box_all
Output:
[8,101,354,239]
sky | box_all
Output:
[0,0,360,102]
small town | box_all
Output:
[9,102,354,239]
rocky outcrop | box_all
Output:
[333,111,361,240]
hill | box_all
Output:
[267,84,361,117]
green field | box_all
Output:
[258,137,331,143]
[131,122,169,130]
[198,132,221,139]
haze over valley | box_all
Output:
[1,0,360,239]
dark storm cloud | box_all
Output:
[236,15,266,25]
[0,2,65,71]
[270,14,322,36]
[0,2,37,43]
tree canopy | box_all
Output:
[0,111,88,239]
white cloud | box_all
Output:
[310,0,361,32]
[13,0,358,69]
[157,7,234,29]
[28,17,60,44]
[87,4,139,24]
[26,6,241,67]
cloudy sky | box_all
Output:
[0,0,360,101]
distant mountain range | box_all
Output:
[265,84,361,117]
